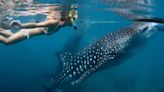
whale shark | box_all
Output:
[45,21,159,92]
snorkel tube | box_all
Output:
[68,6,78,30]
[70,16,77,30]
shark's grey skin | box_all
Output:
[46,22,157,92]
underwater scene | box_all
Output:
[0,0,164,92]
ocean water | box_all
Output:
[0,0,164,92]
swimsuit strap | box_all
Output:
[23,29,30,38]
[42,27,48,34]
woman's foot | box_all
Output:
[9,20,22,28]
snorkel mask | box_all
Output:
[68,9,78,30]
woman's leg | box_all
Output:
[0,35,6,44]
[0,28,45,45]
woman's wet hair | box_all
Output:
[60,10,78,21]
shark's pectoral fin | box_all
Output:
[71,60,107,85]
[71,68,96,85]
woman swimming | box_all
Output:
[0,5,78,45]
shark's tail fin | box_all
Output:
[43,84,61,92]
[43,85,54,92]
[43,78,59,92]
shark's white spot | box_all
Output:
[69,74,72,78]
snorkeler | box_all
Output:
[0,8,78,45]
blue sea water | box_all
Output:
[0,0,164,92]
